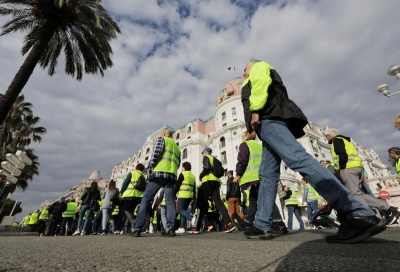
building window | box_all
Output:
[183,149,187,159]
[221,152,227,164]
[220,137,225,148]
[146,148,150,154]
[221,112,226,121]
[187,126,192,134]
[232,107,236,116]
[176,133,180,140]
[145,156,149,161]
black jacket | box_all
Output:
[241,68,308,139]
[226,177,241,199]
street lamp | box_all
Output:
[376,64,400,97]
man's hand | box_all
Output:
[251,113,260,130]
[233,176,240,183]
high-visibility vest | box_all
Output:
[201,155,220,183]
[39,209,49,220]
[122,170,145,198]
[28,212,39,224]
[238,140,262,187]
[302,184,319,201]
[242,189,250,207]
[396,159,400,179]
[331,137,363,170]
[177,171,196,199]
[62,202,78,218]
[284,190,298,206]
[23,216,30,225]
[112,206,119,216]
[208,200,216,212]
[153,137,180,175]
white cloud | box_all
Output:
[1,0,400,221]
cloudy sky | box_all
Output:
[1,0,399,221]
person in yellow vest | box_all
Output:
[59,199,78,235]
[326,128,398,226]
[36,206,50,235]
[28,210,39,232]
[110,205,123,234]
[240,60,386,243]
[132,128,181,237]
[194,147,234,233]
[283,186,304,230]
[22,214,30,227]
[388,147,400,184]
[301,179,319,228]
[120,163,147,234]
[233,130,287,236]
[174,162,198,234]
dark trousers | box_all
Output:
[45,214,62,236]
[196,181,230,229]
[59,217,73,235]
[245,183,283,223]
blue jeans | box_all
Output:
[77,204,92,232]
[307,199,319,224]
[287,206,305,230]
[102,209,112,232]
[92,211,102,233]
[134,178,176,230]
[254,119,374,231]
[178,198,193,228]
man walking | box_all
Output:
[301,179,319,228]
[132,129,180,237]
[282,186,304,231]
[240,60,386,243]
[326,128,398,225]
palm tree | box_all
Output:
[0,0,121,126]
[0,94,33,154]
[0,94,46,154]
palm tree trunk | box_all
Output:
[0,23,56,126]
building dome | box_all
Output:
[217,77,244,104]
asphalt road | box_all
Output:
[0,227,399,272]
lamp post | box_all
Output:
[376,64,400,97]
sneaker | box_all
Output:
[243,220,252,231]
[91,232,98,235]
[166,228,176,237]
[80,231,86,236]
[176,228,186,234]
[326,215,386,244]
[132,229,141,237]
[72,230,80,236]
[114,230,120,234]
[187,228,200,234]
[385,207,399,226]
[271,221,288,235]
[101,231,107,235]
[244,225,273,240]
[224,225,237,233]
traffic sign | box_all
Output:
[378,190,390,199]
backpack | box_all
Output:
[211,157,225,178]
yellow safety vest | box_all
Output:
[62,202,78,218]
[112,206,119,216]
[238,140,262,187]
[122,170,146,198]
[39,209,49,220]
[177,171,196,199]
[201,155,220,183]
[302,184,319,201]
[331,137,363,170]
[284,190,298,206]
[23,216,30,225]
[396,159,400,179]
[28,212,39,224]
[153,137,180,175]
